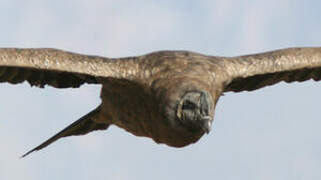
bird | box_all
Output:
[0,47,320,157]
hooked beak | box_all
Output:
[201,116,212,134]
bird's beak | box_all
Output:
[201,116,212,134]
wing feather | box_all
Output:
[22,106,109,158]
[223,47,321,92]
[0,48,138,88]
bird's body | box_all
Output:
[0,47,320,157]
[98,51,223,147]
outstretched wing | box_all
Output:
[223,47,321,92]
[0,48,139,88]
[22,106,109,158]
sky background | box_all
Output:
[0,1,321,180]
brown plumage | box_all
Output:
[0,47,320,157]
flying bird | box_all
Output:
[0,47,320,157]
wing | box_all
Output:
[222,47,321,92]
[0,48,139,88]
[22,106,109,158]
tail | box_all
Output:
[21,105,109,158]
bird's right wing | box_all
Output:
[222,47,321,92]
[0,48,139,88]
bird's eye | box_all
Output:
[182,100,196,110]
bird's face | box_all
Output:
[176,91,213,134]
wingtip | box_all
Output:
[20,149,36,158]
[19,106,106,158]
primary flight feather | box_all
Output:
[0,47,320,157]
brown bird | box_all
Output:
[0,47,320,157]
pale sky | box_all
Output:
[0,1,321,180]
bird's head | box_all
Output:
[175,91,213,134]
[152,74,217,140]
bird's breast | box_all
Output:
[98,79,205,147]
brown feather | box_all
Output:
[0,48,140,88]
[223,48,321,92]
[22,106,109,158]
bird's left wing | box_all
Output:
[222,47,321,92]
[0,48,139,88]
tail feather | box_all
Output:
[21,105,109,158]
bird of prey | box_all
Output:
[0,47,320,157]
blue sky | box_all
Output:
[0,1,321,179]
